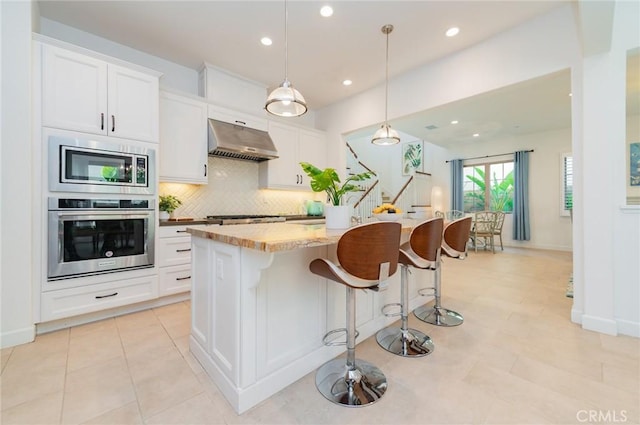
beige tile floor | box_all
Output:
[2,248,639,425]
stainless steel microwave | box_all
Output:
[48,134,156,195]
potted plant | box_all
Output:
[300,162,373,228]
[159,194,182,220]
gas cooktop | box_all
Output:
[205,215,286,225]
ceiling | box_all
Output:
[38,0,633,148]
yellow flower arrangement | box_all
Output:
[373,203,402,214]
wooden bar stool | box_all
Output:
[310,221,401,407]
[375,218,442,357]
[414,216,472,327]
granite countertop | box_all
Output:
[186,219,416,253]
[159,215,324,227]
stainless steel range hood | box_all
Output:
[208,118,278,162]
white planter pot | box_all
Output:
[159,211,170,221]
[324,205,352,229]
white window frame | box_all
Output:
[561,153,573,217]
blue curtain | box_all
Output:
[513,151,530,240]
[450,159,464,211]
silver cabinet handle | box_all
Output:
[95,292,118,299]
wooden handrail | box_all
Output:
[415,170,431,176]
[392,176,414,205]
[358,161,377,175]
[346,142,358,159]
[353,180,379,208]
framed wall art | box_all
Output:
[402,142,423,175]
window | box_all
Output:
[562,153,573,216]
[463,161,514,213]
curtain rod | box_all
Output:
[445,149,534,163]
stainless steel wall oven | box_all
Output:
[48,198,155,280]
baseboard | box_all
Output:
[617,319,640,338]
[581,314,618,336]
[0,325,36,349]
[571,307,583,324]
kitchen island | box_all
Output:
[187,219,433,413]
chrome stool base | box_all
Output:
[414,305,463,327]
[375,327,434,357]
[315,358,387,407]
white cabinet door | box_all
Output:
[41,44,158,143]
[159,92,208,183]
[259,122,327,190]
[298,129,327,187]
[42,45,107,135]
[260,121,300,188]
[108,64,159,142]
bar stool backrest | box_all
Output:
[442,216,473,259]
[337,222,402,281]
[409,217,444,262]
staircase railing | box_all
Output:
[391,176,415,217]
[352,179,381,220]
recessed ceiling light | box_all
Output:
[342,79,352,86]
[451,120,459,124]
[446,27,460,37]
[320,5,333,17]
[261,37,272,46]
[473,133,480,137]
[569,92,573,97]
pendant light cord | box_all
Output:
[384,27,389,124]
[381,24,393,126]
[284,0,289,81]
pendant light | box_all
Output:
[371,24,400,145]
[265,0,308,117]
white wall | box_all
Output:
[39,17,199,94]
[1,0,36,347]
[453,127,573,251]
[571,0,640,337]
[316,3,639,337]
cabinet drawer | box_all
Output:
[158,237,191,267]
[159,264,191,296]
[41,275,158,322]
[158,225,191,238]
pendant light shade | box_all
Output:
[372,124,401,146]
[265,0,307,117]
[372,24,400,145]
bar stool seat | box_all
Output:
[414,216,472,327]
[310,221,402,407]
[375,217,443,357]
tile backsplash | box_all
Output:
[159,157,323,218]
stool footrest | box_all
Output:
[322,328,360,346]
[417,287,435,297]
[381,303,402,317]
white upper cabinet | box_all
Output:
[259,121,327,190]
[159,91,208,184]
[42,44,159,143]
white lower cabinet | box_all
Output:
[158,225,192,296]
[41,274,158,322]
